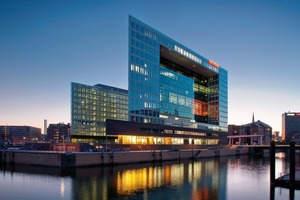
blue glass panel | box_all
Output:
[159,67,194,119]
[218,67,228,129]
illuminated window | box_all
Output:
[193,99,208,116]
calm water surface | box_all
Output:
[0,153,299,200]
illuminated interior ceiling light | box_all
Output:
[159,115,168,118]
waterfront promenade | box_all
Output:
[1,145,249,168]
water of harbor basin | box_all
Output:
[0,153,299,200]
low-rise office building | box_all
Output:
[71,82,128,145]
[47,123,70,144]
[0,125,41,146]
[228,115,272,145]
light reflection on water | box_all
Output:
[0,154,299,200]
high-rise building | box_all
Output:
[71,82,128,145]
[127,16,227,130]
[282,112,300,144]
[47,123,70,143]
[106,16,228,146]
[0,126,41,146]
[44,119,47,134]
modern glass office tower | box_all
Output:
[72,17,228,147]
[128,16,228,132]
[71,82,128,145]
[106,16,228,146]
[282,112,300,144]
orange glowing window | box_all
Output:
[194,100,208,116]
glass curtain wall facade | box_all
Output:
[71,82,128,144]
[159,67,194,119]
[128,16,228,132]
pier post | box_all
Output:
[289,187,295,200]
[290,141,295,187]
[270,185,275,200]
[152,150,154,162]
[1,150,6,163]
[101,152,104,165]
[9,150,14,165]
[270,141,275,184]
[192,149,194,159]
[110,151,114,165]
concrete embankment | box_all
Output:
[0,145,249,168]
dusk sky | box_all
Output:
[1,0,299,133]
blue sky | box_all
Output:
[0,0,299,133]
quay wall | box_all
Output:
[2,151,62,167]
[1,146,249,168]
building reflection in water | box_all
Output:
[60,178,65,199]
[72,171,109,200]
[0,157,227,200]
[116,163,186,195]
[113,159,227,199]
[2,154,300,200]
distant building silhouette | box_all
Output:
[272,131,282,142]
[228,114,272,145]
[228,125,242,144]
[47,123,70,143]
[0,125,41,146]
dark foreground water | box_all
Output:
[0,153,299,200]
